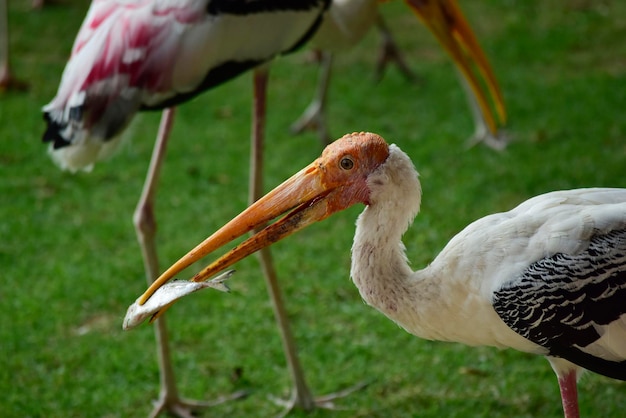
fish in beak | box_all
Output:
[133,132,390,324]
[123,270,235,330]
[406,0,506,134]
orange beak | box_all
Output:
[405,0,506,133]
[136,133,390,322]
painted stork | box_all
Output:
[294,0,507,147]
[42,0,505,416]
[138,133,626,418]
[43,1,331,415]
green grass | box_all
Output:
[2,0,626,417]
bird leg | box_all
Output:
[253,66,368,417]
[374,13,419,84]
[289,51,333,146]
[373,11,507,149]
[252,66,315,412]
[455,68,508,150]
[134,108,246,418]
[290,13,418,147]
[557,370,580,418]
[0,0,27,92]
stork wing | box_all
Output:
[493,228,626,380]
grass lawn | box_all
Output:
[2,0,625,417]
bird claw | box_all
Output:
[374,17,419,84]
[465,128,511,151]
[289,100,331,146]
[148,390,249,418]
[269,381,369,418]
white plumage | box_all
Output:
[351,142,626,416]
[309,0,377,51]
[354,154,626,354]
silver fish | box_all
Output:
[123,270,235,330]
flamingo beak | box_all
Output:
[406,0,506,133]
[135,134,384,321]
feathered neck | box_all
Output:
[348,146,533,348]
[350,144,422,320]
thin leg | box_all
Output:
[374,13,418,83]
[557,370,580,418]
[455,69,508,150]
[0,0,27,92]
[134,108,246,418]
[252,66,316,412]
[252,67,368,417]
[290,51,333,146]
[291,13,418,147]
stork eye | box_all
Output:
[340,156,355,170]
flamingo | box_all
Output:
[294,0,507,147]
[138,133,626,418]
[42,0,505,415]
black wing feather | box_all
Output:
[493,229,626,380]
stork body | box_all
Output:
[43,0,328,171]
[352,160,626,363]
[350,140,626,418]
[139,133,626,418]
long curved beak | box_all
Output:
[136,155,362,320]
[139,162,327,304]
[406,0,506,133]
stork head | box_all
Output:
[133,132,391,323]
